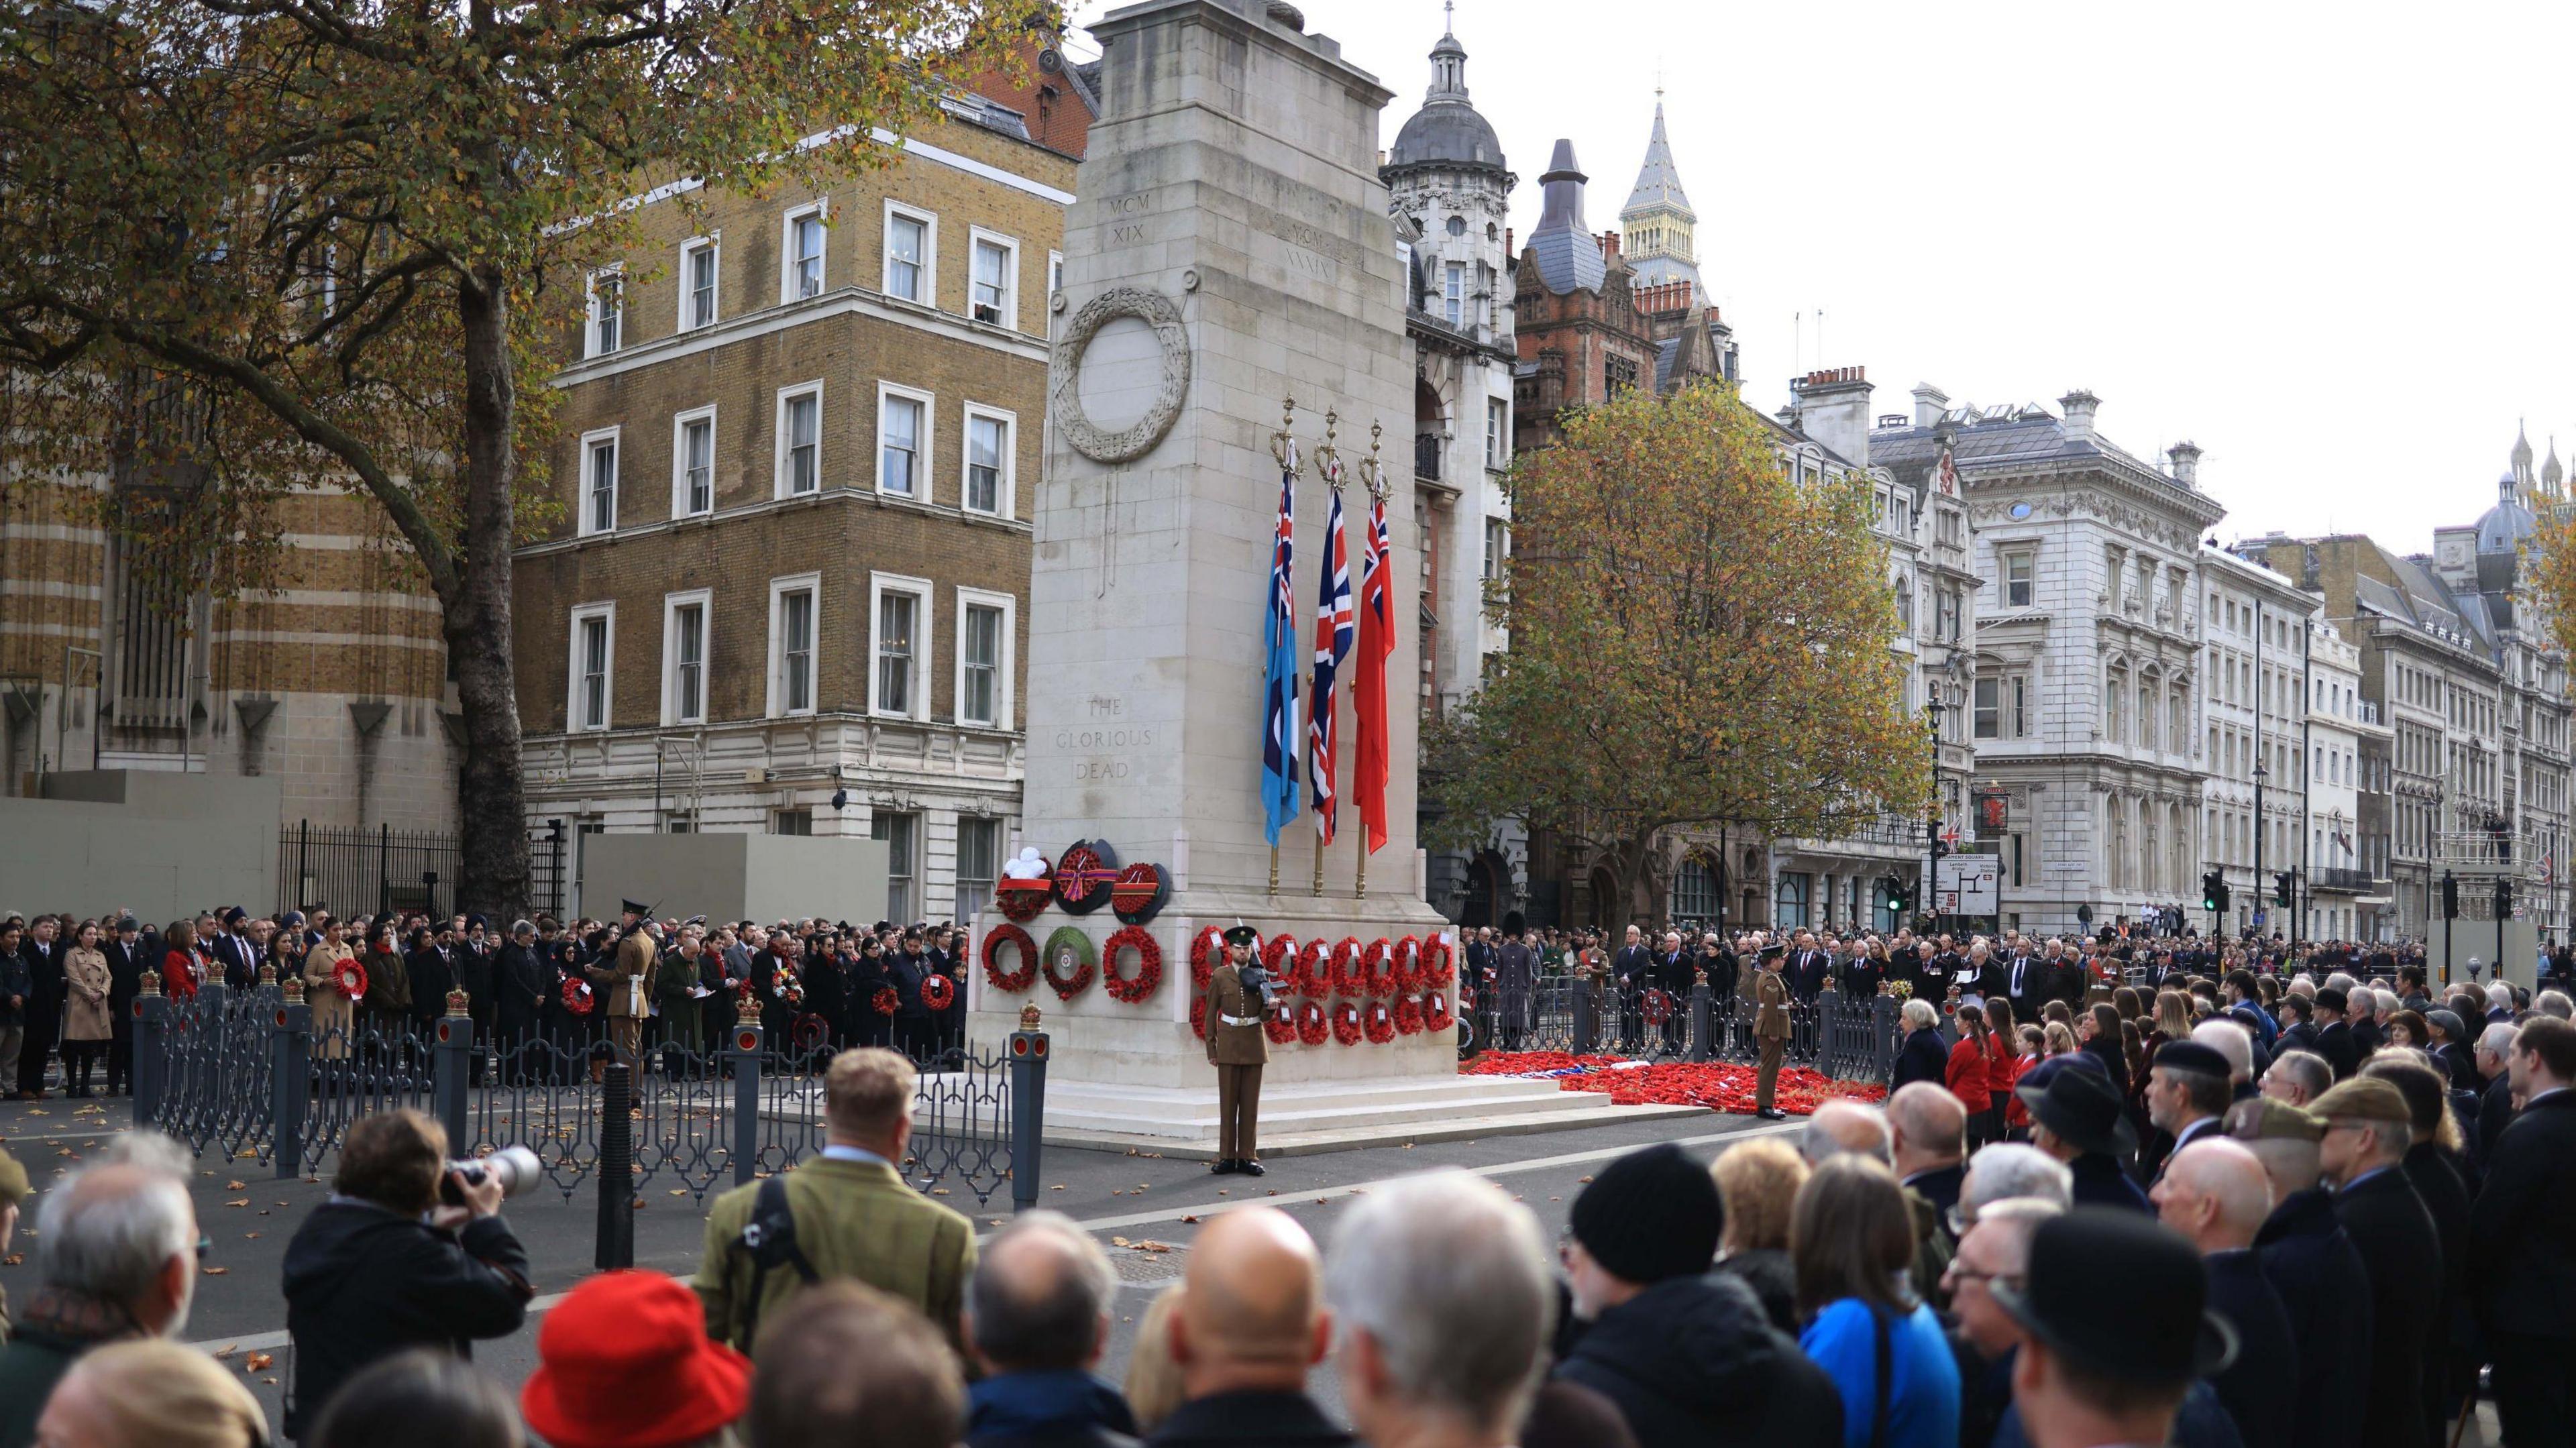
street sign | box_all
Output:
[1936,855,2000,915]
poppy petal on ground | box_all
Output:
[1460,1051,1886,1116]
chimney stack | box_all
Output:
[2058,389,2100,447]
[1911,383,1949,429]
[1790,366,1874,470]
[2167,441,2202,487]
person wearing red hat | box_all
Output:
[522,1270,749,1448]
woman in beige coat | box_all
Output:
[62,920,112,1097]
[303,920,357,1059]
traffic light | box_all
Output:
[1878,876,1911,913]
[2273,872,2294,908]
[2442,872,2460,920]
[2495,877,2514,917]
[2200,869,2229,914]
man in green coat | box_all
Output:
[0,1135,199,1448]
[694,1046,976,1355]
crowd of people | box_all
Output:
[4,990,2570,1448]
[3,912,2574,1448]
[0,902,979,1095]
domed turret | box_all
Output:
[2478,467,2539,555]
[1384,19,1507,176]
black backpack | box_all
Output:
[731,1175,818,1345]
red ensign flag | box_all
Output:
[1353,490,1393,852]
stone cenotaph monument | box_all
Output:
[969,0,1640,1152]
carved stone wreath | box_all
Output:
[1050,286,1191,463]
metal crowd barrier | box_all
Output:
[133,971,1050,1250]
[1466,969,1902,1082]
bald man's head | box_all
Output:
[1173,1208,1330,1397]
[1888,1083,1966,1175]
[1801,1101,1892,1166]
[2150,1139,2275,1253]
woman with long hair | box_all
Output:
[62,919,111,1097]
[2111,984,2145,1023]
[1792,1156,1962,1448]
[1946,1003,1998,1149]
[160,918,205,1003]
[303,917,358,1059]
[1984,998,2021,1135]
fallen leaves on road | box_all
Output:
[1111,1236,1132,1247]
[213,1344,238,1359]
[201,1266,229,1276]
[1133,1240,1173,1254]
[1181,1215,1201,1225]
[2,1255,20,1267]
[225,1180,246,1190]
[223,1200,249,1209]
[246,1353,274,1373]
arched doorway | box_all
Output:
[1461,851,1508,928]
[1587,867,1621,932]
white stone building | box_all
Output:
[1879,390,2224,938]
[1762,373,1978,933]
[2200,545,2320,935]
[1381,17,1523,923]
[2302,616,2377,941]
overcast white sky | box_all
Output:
[1067,0,2576,552]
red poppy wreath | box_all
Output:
[1297,999,1329,1046]
[1364,1000,1396,1044]
[1102,926,1163,1005]
[918,973,956,1012]
[981,923,1037,995]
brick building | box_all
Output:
[513,76,1084,923]
[1,390,457,837]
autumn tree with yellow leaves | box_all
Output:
[0,0,1049,915]
[1426,380,1933,927]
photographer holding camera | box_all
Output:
[281,1109,535,1441]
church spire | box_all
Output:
[1623,101,1695,219]
[1618,100,1700,289]
[1426,0,1467,101]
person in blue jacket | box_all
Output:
[1792,1154,1962,1448]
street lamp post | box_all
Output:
[2252,757,2267,942]
[1925,702,1940,934]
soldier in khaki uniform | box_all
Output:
[588,901,657,1073]
[1754,944,1792,1120]
[695,1046,976,1353]
[1206,924,1277,1177]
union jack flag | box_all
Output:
[1259,451,1301,846]
[1309,488,1354,842]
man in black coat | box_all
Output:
[2468,1017,2576,1448]
[102,916,143,1095]
[888,930,935,1060]
[2312,1076,2440,1448]
[2150,1137,2299,1448]
[281,1109,532,1439]
[2231,1097,2372,1448]
[1785,931,1831,1004]
[407,926,456,1027]
[16,916,66,1099]
[2308,987,2361,1081]
[1552,1144,1841,1448]
[2002,940,2045,1019]
[493,921,548,1081]
[2361,1057,2475,1445]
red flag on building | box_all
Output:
[1353,488,1393,852]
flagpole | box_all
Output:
[1355,422,1389,900]
[1309,411,1344,898]
[1269,396,1299,901]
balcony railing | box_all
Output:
[2312,867,2379,893]
[1415,433,1442,482]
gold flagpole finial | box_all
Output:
[1271,395,1299,474]
[1356,419,1389,502]
[1311,406,1344,491]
